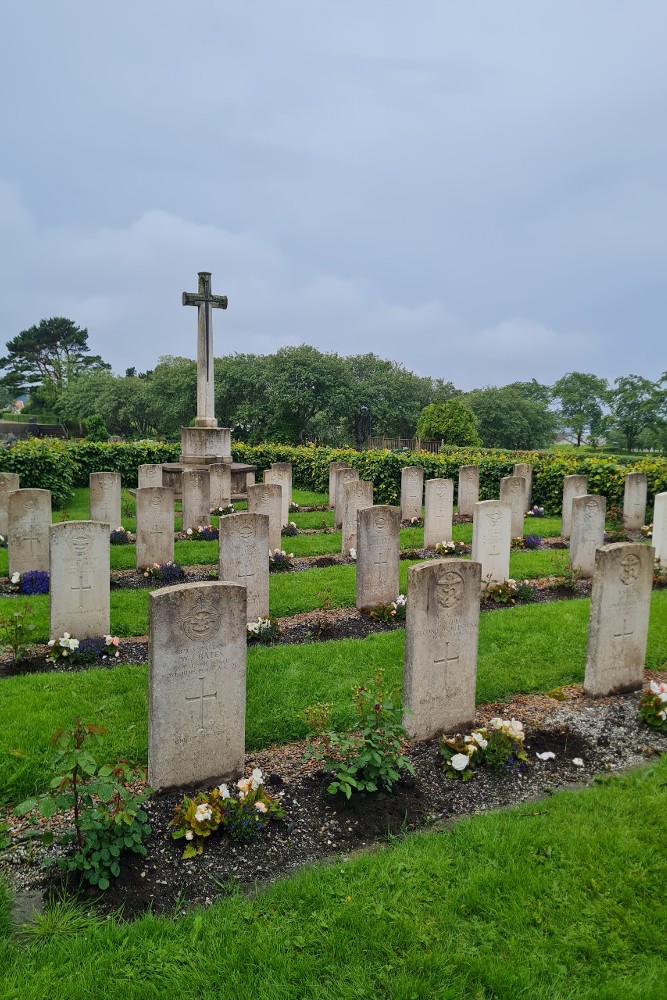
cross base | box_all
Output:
[194,417,219,429]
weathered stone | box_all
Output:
[471,500,511,583]
[219,512,269,620]
[209,463,232,510]
[271,462,293,506]
[569,494,606,578]
[562,474,587,539]
[584,543,654,696]
[653,492,667,565]
[403,559,481,740]
[513,463,533,509]
[148,582,246,791]
[49,522,110,639]
[181,469,211,532]
[328,462,349,509]
[457,466,479,516]
[623,473,648,531]
[89,473,121,528]
[334,468,360,529]
[355,505,400,609]
[182,271,228,429]
[263,465,291,528]
[180,427,231,465]
[0,473,20,538]
[500,475,527,539]
[401,466,424,521]
[424,479,454,549]
[136,487,175,569]
[8,489,51,576]
[247,483,282,551]
[341,480,373,555]
[138,464,163,489]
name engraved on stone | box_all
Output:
[436,570,464,609]
[185,675,218,732]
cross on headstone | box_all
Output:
[71,574,92,611]
[237,565,255,584]
[434,642,460,673]
[182,271,228,428]
[185,675,218,732]
[487,544,501,558]
[149,522,163,537]
[613,619,634,643]
[374,552,388,578]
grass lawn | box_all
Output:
[1,758,666,998]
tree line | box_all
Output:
[1,318,666,452]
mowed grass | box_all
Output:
[1,590,666,805]
[1,758,666,999]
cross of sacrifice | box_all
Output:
[182,271,228,429]
[434,642,460,674]
[71,574,92,611]
[185,675,218,732]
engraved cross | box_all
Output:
[185,675,218,732]
[71,574,92,611]
[434,642,460,673]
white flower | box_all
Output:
[218,783,230,799]
[10,572,19,584]
[254,801,268,813]
[395,594,406,607]
[194,804,212,823]
[536,751,555,761]
[349,548,357,559]
[68,638,79,650]
[471,731,488,750]
[185,830,194,840]
[488,717,503,729]
[572,758,584,768]
[47,639,55,647]
[288,553,294,559]
[450,753,470,771]
[251,768,264,790]
[115,527,124,533]
[186,528,193,535]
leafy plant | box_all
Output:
[246,617,280,644]
[434,540,467,556]
[0,602,36,661]
[481,578,534,605]
[110,527,131,545]
[368,595,407,623]
[211,504,235,516]
[269,549,294,572]
[47,634,120,665]
[12,570,50,595]
[185,524,218,541]
[282,521,299,537]
[638,681,667,732]
[142,561,184,582]
[14,719,151,890]
[441,717,528,780]
[303,673,415,798]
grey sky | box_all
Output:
[1,1,665,389]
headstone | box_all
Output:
[653,492,667,565]
[0,473,20,538]
[138,464,163,489]
[8,489,51,576]
[623,473,648,531]
[400,466,424,521]
[89,472,122,528]
[471,500,511,583]
[181,469,211,532]
[513,463,532,509]
[271,462,293,506]
[341,480,373,555]
[247,483,282,551]
[569,494,606,578]
[148,581,246,791]
[136,486,175,568]
[562,474,587,539]
[424,479,454,549]
[584,543,654,696]
[49,522,110,639]
[209,463,232,510]
[219,512,269,620]
[457,465,479,516]
[334,468,360,529]
[263,465,290,528]
[403,559,482,740]
[328,462,349,509]
[500,475,527,539]
[356,505,400,609]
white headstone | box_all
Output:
[49,522,110,639]
[500,475,527,539]
[401,466,424,521]
[263,466,290,528]
[209,463,232,510]
[569,494,606,578]
[334,468,360,529]
[89,473,122,529]
[623,473,648,531]
[424,479,454,549]
[8,489,51,576]
[653,492,667,565]
[0,473,20,538]
[457,465,479,516]
[136,486,175,568]
[471,500,511,584]
[356,505,401,610]
[271,462,293,505]
[513,463,532,509]
[341,480,373,555]
[248,483,282,551]
[219,512,270,620]
[182,469,211,532]
[403,559,481,740]
[328,462,349,509]
[138,464,163,489]
[562,474,587,539]
[584,543,654,696]
[149,581,246,791]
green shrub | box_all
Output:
[0,438,77,507]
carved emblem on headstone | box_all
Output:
[181,595,221,641]
[585,499,599,520]
[487,509,501,526]
[68,528,92,558]
[375,512,386,529]
[436,570,464,609]
[619,553,641,586]
[238,523,253,540]
[355,487,366,501]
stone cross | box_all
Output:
[182,271,228,429]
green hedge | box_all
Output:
[1,439,665,516]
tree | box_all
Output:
[416,400,481,446]
[0,318,110,407]
[551,372,609,446]
[465,385,557,449]
[607,374,666,451]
